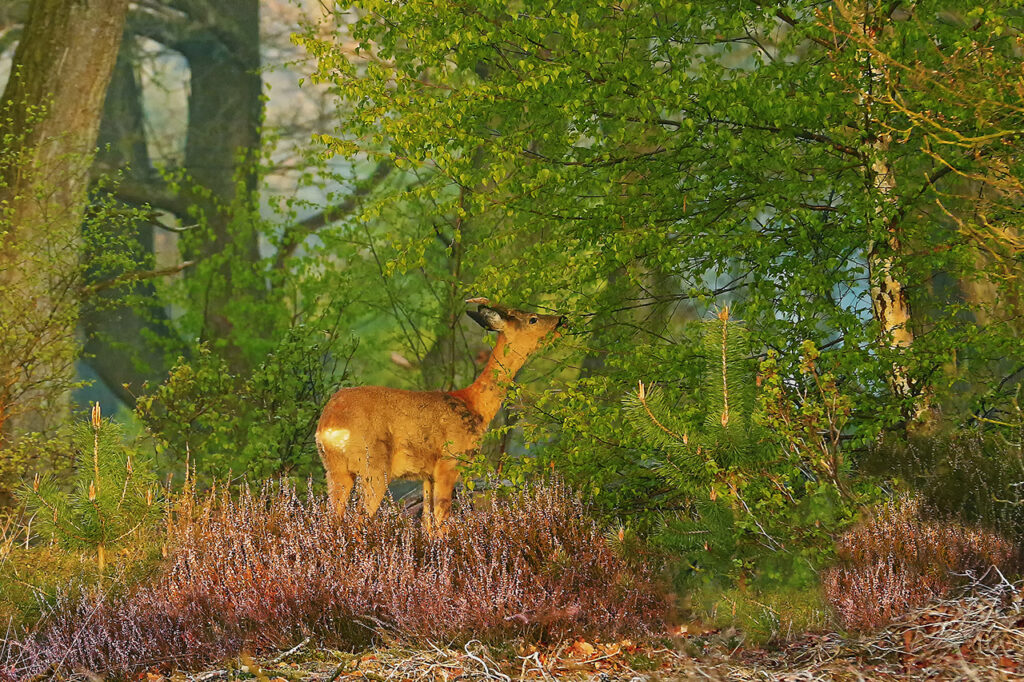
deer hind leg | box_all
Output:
[359,473,390,518]
[431,458,460,532]
[317,429,356,518]
[325,469,355,519]
[421,478,435,534]
[354,434,392,518]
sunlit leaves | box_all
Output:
[297,1,1024,513]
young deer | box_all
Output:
[316,299,564,531]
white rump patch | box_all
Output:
[319,427,351,450]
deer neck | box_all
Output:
[452,333,528,426]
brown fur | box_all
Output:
[316,301,563,532]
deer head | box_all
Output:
[465,298,565,362]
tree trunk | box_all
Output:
[0,0,130,438]
[866,142,917,406]
[839,0,925,421]
[177,0,262,370]
[81,45,174,407]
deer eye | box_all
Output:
[529,317,538,324]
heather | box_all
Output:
[0,481,665,680]
[4,0,1024,679]
[822,497,1018,631]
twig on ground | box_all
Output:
[268,636,310,665]
[463,640,511,682]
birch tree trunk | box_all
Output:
[837,0,925,420]
[866,137,917,405]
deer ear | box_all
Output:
[467,306,505,332]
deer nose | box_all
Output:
[556,316,568,329]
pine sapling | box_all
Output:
[19,404,161,571]
[625,308,779,581]
[627,307,770,498]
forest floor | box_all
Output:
[153,581,1023,682]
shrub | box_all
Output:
[2,480,666,679]
[864,429,1024,545]
[822,496,1018,631]
[136,322,354,483]
[17,404,162,572]
[625,323,859,596]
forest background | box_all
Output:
[0,0,1023,671]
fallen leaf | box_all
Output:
[572,640,596,657]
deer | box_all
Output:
[315,299,565,532]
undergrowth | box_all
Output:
[0,480,666,680]
[822,496,1019,631]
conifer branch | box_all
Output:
[719,307,730,427]
[636,381,687,444]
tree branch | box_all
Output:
[125,4,194,50]
[109,175,190,218]
[82,260,195,296]
[773,9,833,48]
[272,161,393,269]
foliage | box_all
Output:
[136,322,356,483]
[0,101,78,436]
[0,104,150,506]
[0,108,148,447]
[295,1,1024,517]
[2,480,665,679]
[759,340,857,499]
[18,404,162,572]
[0,431,72,515]
[623,314,856,593]
[822,496,1019,631]
[821,3,1024,323]
[629,309,767,489]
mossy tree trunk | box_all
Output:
[0,0,130,439]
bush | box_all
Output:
[822,496,1018,631]
[18,404,162,573]
[136,322,354,482]
[625,326,860,595]
[2,480,666,679]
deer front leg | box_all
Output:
[431,458,460,532]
